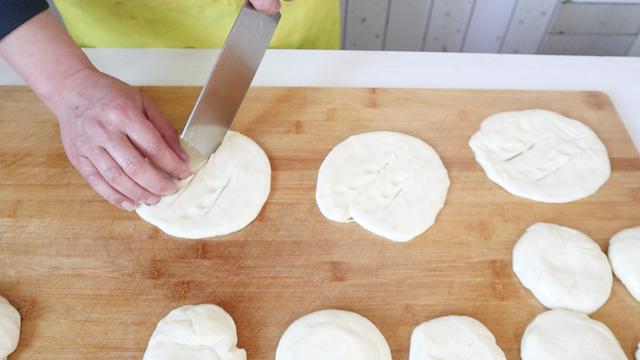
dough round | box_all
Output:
[316,131,450,242]
[469,109,610,203]
[521,309,626,360]
[608,226,640,301]
[137,131,271,239]
[0,295,20,360]
[143,304,246,360]
[276,309,391,360]
[409,315,506,360]
[512,222,612,314]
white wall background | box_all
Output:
[342,0,640,56]
[47,0,640,56]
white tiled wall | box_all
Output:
[630,36,640,56]
[384,0,433,51]
[343,0,389,50]
[423,0,475,52]
[500,0,561,54]
[48,0,640,56]
[342,0,640,56]
[541,3,640,55]
[461,0,517,53]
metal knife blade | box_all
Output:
[180,1,280,158]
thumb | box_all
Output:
[250,0,281,14]
[142,94,189,162]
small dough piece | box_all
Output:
[316,131,450,242]
[276,309,391,360]
[0,295,20,360]
[608,225,640,301]
[521,309,626,360]
[513,222,612,314]
[143,304,246,360]
[469,109,610,203]
[409,315,506,360]
[137,131,271,239]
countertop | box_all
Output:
[1,48,639,150]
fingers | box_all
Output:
[250,0,280,14]
[73,155,135,211]
[142,95,189,162]
[105,133,178,196]
[125,104,192,181]
[90,147,160,205]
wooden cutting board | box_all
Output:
[1,86,639,359]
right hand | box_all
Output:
[49,68,192,211]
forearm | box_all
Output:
[0,11,95,107]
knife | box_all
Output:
[180,1,281,158]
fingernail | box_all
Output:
[165,184,178,195]
[121,201,135,211]
[179,150,190,161]
[178,170,191,180]
[146,195,161,205]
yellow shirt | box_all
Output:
[52,0,340,49]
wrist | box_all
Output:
[40,64,98,108]
[0,11,99,116]
[41,65,101,117]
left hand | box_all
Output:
[250,0,281,14]
[51,69,191,210]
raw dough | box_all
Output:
[276,309,391,360]
[0,295,20,360]
[608,225,640,301]
[521,309,626,360]
[469,109,610,203]
[137,131,271,239]
[316,131,450,242]
[143,304,246,360]
[512,222,612,314]
[409,315,506,360]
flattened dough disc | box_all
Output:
[316,131,450,242]
[409,315,506,360]
[137,131,271,239]
[608,225,640,302]
[276,309,391,360]
[512,223,612,314]
[143,304,246,360]
[0,295,20,360]
[469,109,610,203]
[520,309,626,360]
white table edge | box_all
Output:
[1,49,639,151]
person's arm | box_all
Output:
[0,11,192,211]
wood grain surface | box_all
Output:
[1,86,639,359]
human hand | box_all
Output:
[250,0,281,14]
[50,69,191,211]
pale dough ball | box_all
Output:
[608,225,640,301]
[0,295,20,360]
[137,131,271,239]
[276,309,391,360]
[409,315,506,360]
[512,222,612,314]
[521,309,626,360]
[316,131,450,242]
[143,304,246,360]
[469,109,610,203]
